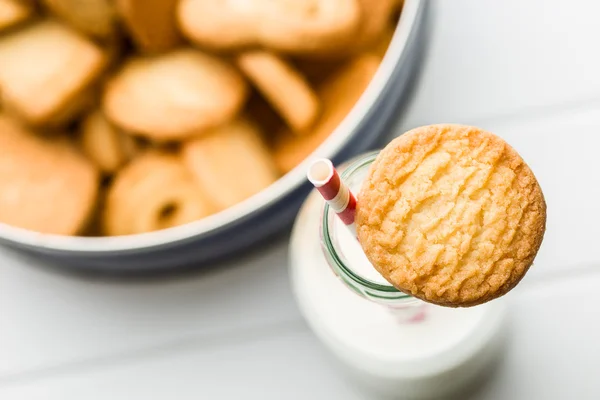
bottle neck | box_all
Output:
[320,152,419,307]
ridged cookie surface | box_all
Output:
[356,124,546,307]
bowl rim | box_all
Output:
[0,0,424,253]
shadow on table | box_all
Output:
[446,326,511,400]
[0,229,289,284]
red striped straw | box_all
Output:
[307,158,357,236]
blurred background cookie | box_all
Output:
[79,110,138,174]
[273,53,381,173]
[102,49,248,141]
[42,0,118,39]
[354,0,401,49]
[0,20,107,126]
[177,0,362,55]
[0,115,98,235]
[116,0,180,52]
[103,152,213,235]
[237,51,319,133]
[0,0,33,33]
[0,0,403,238]
[182,117,279,210]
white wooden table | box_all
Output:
[2,0,600,398]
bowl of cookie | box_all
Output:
[0,0,427,271]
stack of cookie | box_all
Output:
[0,0,403,236]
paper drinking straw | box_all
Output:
[307,158,357,236]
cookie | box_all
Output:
[273,54,380,173]
[321,0,399,57]
[103,152,213,235]
[79,110,138,173]
[182,117,279,210]
[42,0,117,39]
[0,115,99,235]
[370,24,396,59]
[0,20,107,126]
[356,124,547,307]
[177,0,361,55]
[354,0,399,48]
[0,0,32,32]
[103,49,247,141]
[116,0,180,52]
[237,51,319,133]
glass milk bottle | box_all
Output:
[289,152,507,399]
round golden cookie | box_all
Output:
[356,124,546,307]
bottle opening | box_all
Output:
[320,151,413,303]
